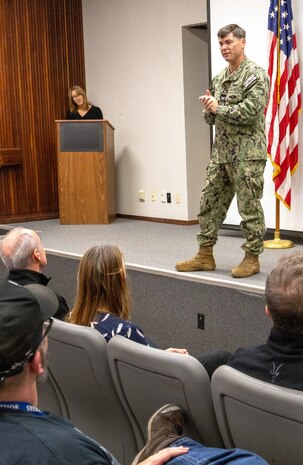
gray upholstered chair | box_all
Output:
[211,365,303,465]
[107,335,224,449]
[37,319,138,465]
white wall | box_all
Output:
[209,0,303,232]
[82,0,207,221]
[183,27,210,218]
[82,0,303,231]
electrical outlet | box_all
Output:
[160,191,166,203]
[175,193,181,203]
[167,193,171,203]
[138,190,145,201]
[197,313,205,330]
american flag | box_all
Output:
[266,0,301,209]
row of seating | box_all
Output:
[212,365,303,465]
[38,319,303,465]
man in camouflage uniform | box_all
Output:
[176,24,269,278]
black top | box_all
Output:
[226,328,303,390]
[201,328,303,390]
[0,410,118,465]
[7,269,69,320]
[66,105,103,120]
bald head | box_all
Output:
[0,227,47,271]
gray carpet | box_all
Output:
[1,218,297,355]
[2,218,301,293]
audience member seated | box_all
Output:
[67,85,103,120]
[0,280,268,465]
[0,227,69,320]
[68,244,188,354]
[132,404,269,465]
[0,279,188,465]
[201,252,303,389]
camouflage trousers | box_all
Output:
[197,159,266,255]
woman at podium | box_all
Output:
[67,85,103,120]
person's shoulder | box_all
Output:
[94,312,127,331]
[243,59,268,79]
[122,319,145,334]
[125,319,140,329]
[230,342,267,360]
[90,105,102,113]
[125,321,149,344]
[213,67,228,82]
[241,59,269,90]
[244,57,265,71]
[87,105,103,119]
[117,319,139,336]
[0,412,114,465]
[66,110,77,120]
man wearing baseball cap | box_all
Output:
[0,280,188,465]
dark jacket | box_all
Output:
[200,328,303,390]
[226,328,303,390]
[0,410,117,465]
[8,269,69,320]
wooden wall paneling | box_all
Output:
[65,0,87,89]
[0,0,86,223]
[0,1,23,218]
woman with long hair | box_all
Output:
[67,85,103,120]
[68,244,188,353]
[69,244,153,345]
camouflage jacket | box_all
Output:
[204,57,269,163]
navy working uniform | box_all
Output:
[199,57,269,255]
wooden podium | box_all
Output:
[56,120,116,224]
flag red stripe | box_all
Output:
[266,0,301,209]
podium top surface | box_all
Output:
[55,119,115,130]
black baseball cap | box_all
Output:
[0,280,59,381]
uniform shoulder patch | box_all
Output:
[244,73,259,89]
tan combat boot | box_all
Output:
[231,252,260,278]
[175,246,216,272]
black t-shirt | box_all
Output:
[0,411,119,465]
[66,105,103,120]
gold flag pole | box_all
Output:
[264,198,294,249]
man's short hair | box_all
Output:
[265,252,303,333]
[0,228,40,270]
[217,24,246,39]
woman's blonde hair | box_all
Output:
[68,85,90,114]
[68,244,131,326]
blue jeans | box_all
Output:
[168,437,268,465]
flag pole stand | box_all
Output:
[264,198,294,249]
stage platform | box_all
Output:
[0,218,300,356]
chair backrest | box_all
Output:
[107,336,223,449]
[37,319,138,465]
[211,365,303,465]
[37,370,69,417]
